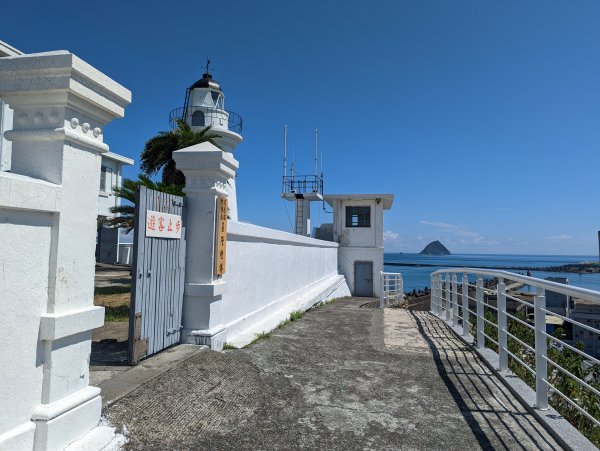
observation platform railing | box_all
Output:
[430,268,600,443]
[169,106,243,133]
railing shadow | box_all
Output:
[409,310,562,451]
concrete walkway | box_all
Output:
[105,297,562,450]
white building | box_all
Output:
[98,151,134,218]
[571,300,600,359]
[324,194,394,298]
[96,151,134,265]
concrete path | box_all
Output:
[104,297,562,450]
[95,263,131,288]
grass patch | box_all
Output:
[104,305,129,322]
[289,310,304,322]
[247,331,272,346]
[222,343,237,350]
[247,309,310,347]
[95,285,131,295]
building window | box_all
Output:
[100,165,108,192]
[192,110,205,126]
[345,206,370,227]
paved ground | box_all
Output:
[95,263,131,288]
[105,297,562,450]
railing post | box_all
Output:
[476,277,484,348]
[399,274,404,303]
[430,275,436,314]
[462,273,470,337]
[497,278,508,372]
[445,273,452,322]
[380,272,384,308]
[534,287,549,410]
[437,275,443,318]
[452,274,459,327]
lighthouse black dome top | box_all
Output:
[190,72,221,91]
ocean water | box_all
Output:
[384,253,600,293]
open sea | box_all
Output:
[384,253,600,293]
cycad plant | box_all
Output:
[140,119,222,185]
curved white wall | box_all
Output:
[222,221,349,346]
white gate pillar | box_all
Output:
[173,142,239,350]
[0,51,130,450]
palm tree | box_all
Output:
[99,174,184,232]
[140,119,222,185]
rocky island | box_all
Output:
[419,240,451,255]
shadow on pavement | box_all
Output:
[410,310,561,451]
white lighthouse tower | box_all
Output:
[170,63,243,220]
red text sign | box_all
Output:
[145,210,182,239]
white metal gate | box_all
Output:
[128,186,186,364]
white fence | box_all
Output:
[380,272,404,307]
[430,268,600,439]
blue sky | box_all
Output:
[3,1,599,255]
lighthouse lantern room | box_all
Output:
[169,62,244,220]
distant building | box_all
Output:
[324,194,394,298]
[545,277,573,316]
[571,299,600,359]
[0,40,134,265]
[96,152,134,265]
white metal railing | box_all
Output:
[380,272,404,308]
[430,268,600,440]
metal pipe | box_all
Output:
[452,274,458,327]
[431,267,600,302]
[462,274,469,337]
[446,273,451,322]
[283,125,287,192]
[430,275,436,314]
[476,277,484,349]
[534,287,549,410]
[497,278,508,372]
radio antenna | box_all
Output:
[283,125,287,192]
[314,128,319,177]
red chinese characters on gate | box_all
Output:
[145,210,182,239]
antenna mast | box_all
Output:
[283,125,287,192]
[314,128,319,177]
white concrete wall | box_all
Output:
[174,141,350,351]
[222,222,350,347]
[331,199,385,248]
[0,51,130,451]
[339,247,384,298]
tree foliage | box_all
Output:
[99,174,184,232]
[140,120,222,185]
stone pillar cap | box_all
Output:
[0,51,131,122]
[173,141,239,177]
